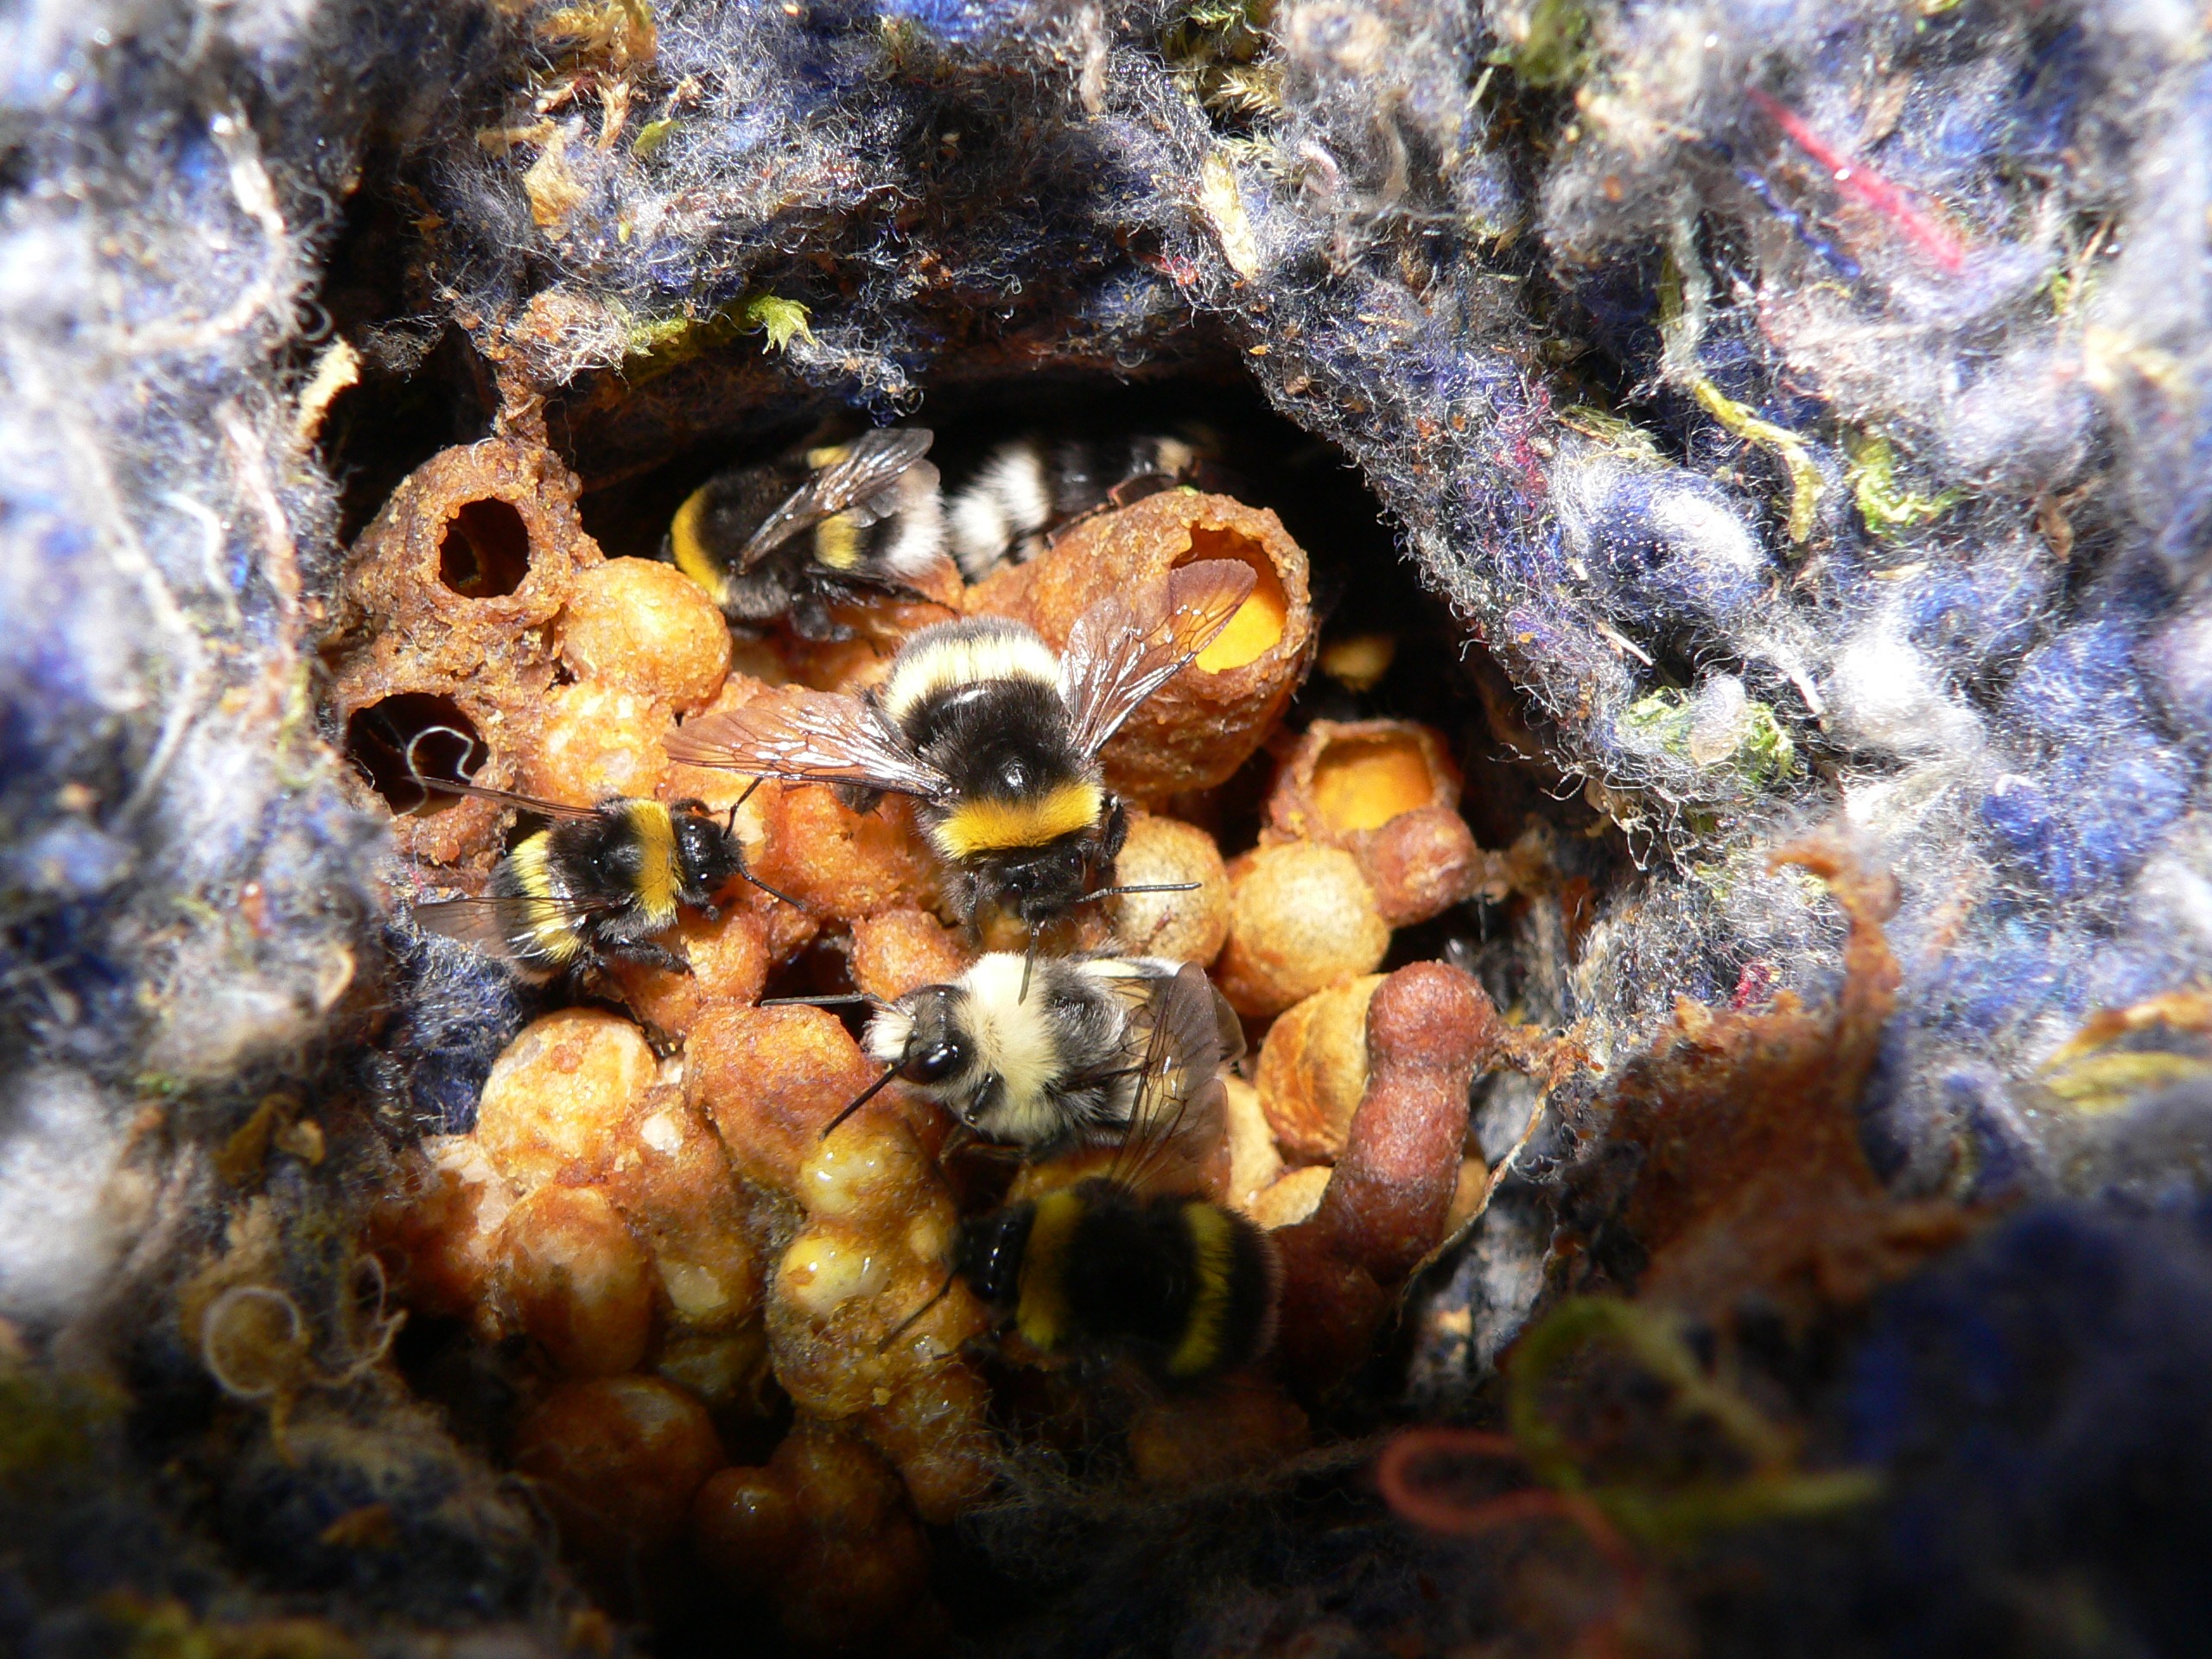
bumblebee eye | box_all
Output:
[903,1035,968,1084]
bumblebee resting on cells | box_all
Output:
[668,558,1256,936]
[887,963,1280,1387]
[944,429,1223,580]
[791,949,1246,1154]
[662,425,950,642]
[396,744,798,979]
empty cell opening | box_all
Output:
[345,693,486,814]
[1177,525,1288,671]
[1311,731,1440,833]
[438,499,532,598]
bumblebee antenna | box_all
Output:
[1020,926,1037,1003]
[1079,880,1202,903]
[741,868,807,911]
[760,992,876,1007]
[819,1063,899,1141]
[878,1271,957,1352]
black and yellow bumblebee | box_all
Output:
[665,559,1256,935]
[938,963,1278,1386]
[660,426,950,641]
[406,776,795,979]
[800,950,1245,1151]
[944,432,1223,581]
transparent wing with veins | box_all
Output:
[665,687,954,801]
[738,428,936,569]
[1058,557,1256,758]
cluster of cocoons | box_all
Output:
[360,439,1528,1642]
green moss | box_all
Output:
[1506,1297,1882,1548]
[1617,688,1796,786]
[1846,431,1961,537]
[0,1371,108,1479]
[1485,0,1592,90]
[743,293,814,353]
[622,292,812,385]
[1161,0,1282,118]
[1559,404,1662,461]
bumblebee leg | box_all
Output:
[610,940,693,976]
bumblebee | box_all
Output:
[407,778,794,979]
[665,558,1256,934]
[662,426,950,640]
[945,432,1220,582]
[945,963,1279,1385]
[804,951,1245,1150]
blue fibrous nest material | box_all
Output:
[3,0,2211,1649]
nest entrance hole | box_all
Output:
[345,694,486,814]
[438,499,532,598]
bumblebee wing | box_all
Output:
[739,428,937,569]
[665,689,954,801]
[408,777,604,821]
[408,892,617,955]
[843,457,939,531]
[1109,961,1230,1196]
[1058,558,1257,756]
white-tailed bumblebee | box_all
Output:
[407,777,796,980]
[945,433,1221,581]
[664,559,1256,935]
[662,426,950,640]
[801,951,1245,1151]
[940,963,1279,1385]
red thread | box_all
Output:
[1747,87,1967,275]
[1376,1428,1647,1657]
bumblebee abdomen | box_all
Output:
[1015,1182,1277,1382]
[494,833,591,969]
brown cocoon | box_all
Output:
[1127,1383,1311,1491]
[659,1325,777,1417]
[1214,842,1390,1018]
[330,438,600,675]
[369,1137,515,1324]
[495,1184,655,1375]
[748,783,944,922]
[687,1005,886,1191]
[767,1117,988,1418]
[694,1465,800,1591]
[325,440,601,865]
[1255,975,1385,1163]
[558,556,732,712]
[768,1423,934,1649]
[476,1009,658,1191]
[973,492,1313,798]
[860,1359,997,1522]
[601,1089,764,1332]
[1246,1165,1332,1231]
[522,680,672,808]
[1265,721,1488,927]
[1273,963,1503,1391]
[1106,810,1231,963]
[661,681,824,960]
[1221,1077,1283,1211]
[513,1376,725,1572]
[608,904,772,1038]
[326,663,527,866]
[849,908,971,1003]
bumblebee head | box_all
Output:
[976,838,1098,930]
[954,1205,1033,1311]
[669,803,749,902]
[880,985,975,1094]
